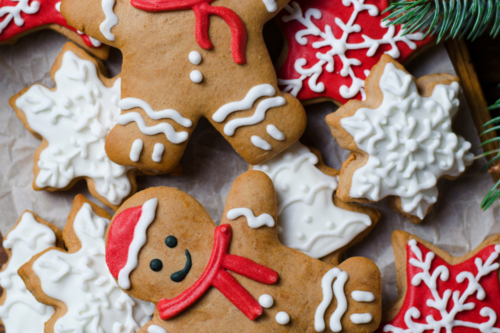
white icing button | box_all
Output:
[152,143,165,162]
[190,70,203,83]
[350,313,373,324]
[258,294,274,308]
[189,51,202,65]
[300,185,309,193]
[276,311,290,325]
[278,226,283,233]
[280,183,289,192]
[304,215,313,224]
[351,290,375,302]
[296,232,305,240]
[284,152,293,160]
[260,165,269,172]
[326,221,333,229]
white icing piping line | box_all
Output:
[117,113,189,144]
[226,208,275,228]
[254,152,318,181]
[315,268,348,332]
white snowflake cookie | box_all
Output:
[18,195,155,333]
[327,55,474,223]
[254,142,380,260]
[10,42,139,210]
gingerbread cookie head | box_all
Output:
[104,171,382,332]
[0,0,108,59]
[10,42,142,210]
[59,0,307,173]
[326,55,474,223]
[379,231,500,333]
[277,0,432,105]
[18,195,155,332]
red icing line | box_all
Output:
[106,205,143,279]
[0,0,99,47]
[376,241,500,333]
[130,0,247,64]
[157,224,279,321]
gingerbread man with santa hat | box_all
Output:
[105,170,382,332]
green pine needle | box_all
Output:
[383,0,500,42]
[480,90,500,210]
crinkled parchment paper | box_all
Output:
[1,31,499,306]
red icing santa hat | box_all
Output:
[106,198,158,289]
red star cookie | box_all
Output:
[0,0,108,59]
[277,0,432,105]
[379,231,500,333]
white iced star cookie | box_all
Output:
[0,211,62,333]
[18,195,155,333]
[9,42,175,210]
[253,142,380,262]
[327,55,474,223]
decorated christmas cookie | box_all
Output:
[9,43,170,210]
[253,141,380,261]
[277,0,431,105]
[104,170,382,332]
[0,0,108,59]
[327,55,474,223]
[379,231,500,333]
[19,195,155,333]
[60,0,307,173]
[0,210,62,333]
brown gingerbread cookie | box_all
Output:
[18,195,155,332]
[104,170,382,332]
[9,42,180,211]
[377,231,500,333]
[326,55,474,223]
[251,141,381,264]
[0,0,108,59]
[0,210,63,333]
[59,0,307,173]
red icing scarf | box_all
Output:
[157,224,279,320]
[129,0,247,64]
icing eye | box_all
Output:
[150,259,163,272]
[165,236,178,248]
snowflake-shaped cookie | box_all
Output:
[19,195,155,333]
[11,42,135,210]
[277,0,431,105]
[254,141,380,260]
[0,0,107,59]
[378,231,500,333]
[0,211,61,333]
[327,55,473,223]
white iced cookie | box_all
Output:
[0,212,57,333]
[328,55,474,222]
[23,197,155,332]
[254,142,376,259]
[12,44,133,209]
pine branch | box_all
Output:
[383,0,500,42]
[480,88,500,210]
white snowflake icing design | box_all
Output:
[0,0,40,33]
[384,240,500,333]
[15,50,131,206]
[340,62,473,219]
[278,0,424,100]
[32,203,154,333]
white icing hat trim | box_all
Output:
[118,198,158,289]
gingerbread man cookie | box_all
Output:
[379,231,500,333]
[10,42,178,210]
[253,141,380,261]
[19,195,155,332]
[59,0,307,173]
[0,0,108,59]
[104,170,382,332]
[327,55,474,223]
[0,210,62,333]
[277,0,431,105]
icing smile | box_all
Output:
[170,250,192,282]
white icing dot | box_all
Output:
[189,51,202,65]
[364,69,371,77]
[296,232,305,240]
[190,70,203,83]
[260,165,269,172]
[259,294,274,308]
[278,226,283,233]
[326,221,333,229]
[406,139,418,152]
[304,215,313,224]
[284,152,293,160]
[280,183,289,192]
[300,185,309,193]
[276,311,290,325]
